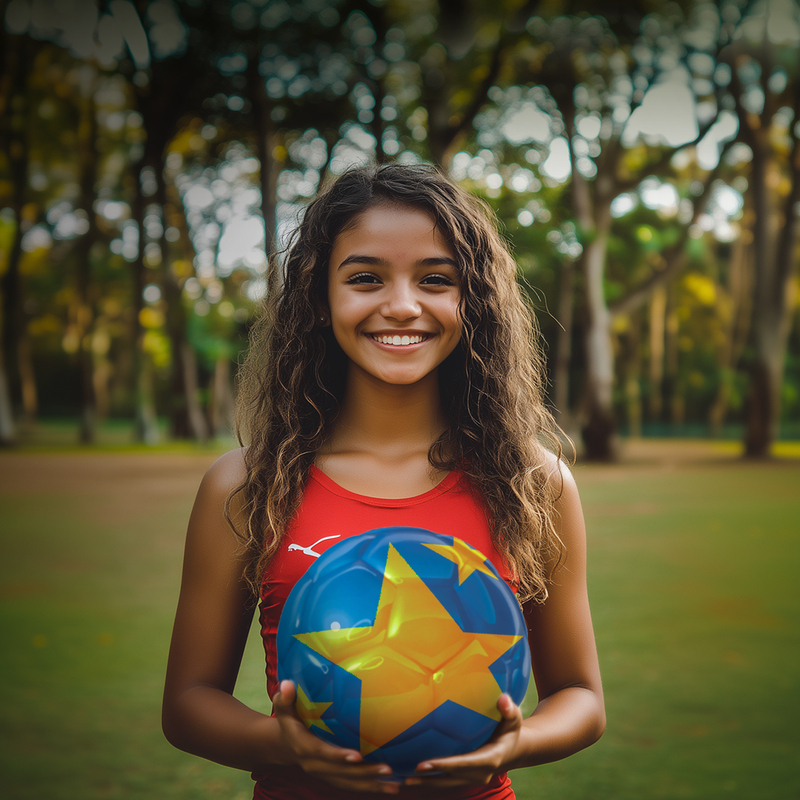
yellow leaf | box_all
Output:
[683,273,716,306]
[139,307,164,329]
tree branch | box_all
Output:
[612,115,721,195]
[447,28,508,146]
[609,141,732,319]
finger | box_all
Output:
[416,741,507,776]
[272,681,396,786]
[306,762,395,782]
[404,767,492,788]
[303,759,399,793]
[405,776,476,788]
[497,693,519,719]
[271,679,298,710]
[302,755,392,777]
[407,696,522,782]
[272,680,366,765]
[406,748,498,787]
[326,775,401,794]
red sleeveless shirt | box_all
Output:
[253,466,517,800]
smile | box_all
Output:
[370,334,430,346]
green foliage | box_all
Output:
[0,0,798,448]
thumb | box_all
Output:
[495,694,522,731]
[272,679,297,713]
[497,694,517,718]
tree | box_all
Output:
[509,10,732,458]
[718,0,800,457]
[123,1,225,441]
[0,27,42,443]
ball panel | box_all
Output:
[289,560,383,633]
[488,637,532,706]
[364,700,499,775]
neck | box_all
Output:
[328,366,447,459]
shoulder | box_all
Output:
[539,448,578,501]
[184,449,250,561]
[203,447,247,487]
[542,452,586,566]
[195,448,248,507]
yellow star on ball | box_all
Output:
[295,543,521,755]
[423,537,499,585]
[295,683,333,734]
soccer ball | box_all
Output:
[276,527,530,776]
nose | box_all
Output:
[381,279,422,321]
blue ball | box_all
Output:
[277,527,530,776]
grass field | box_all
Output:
[0,440,797,799]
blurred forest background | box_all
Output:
[1,0,799,460]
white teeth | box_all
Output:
[373,334,425,345]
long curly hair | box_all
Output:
[230,163,563,604]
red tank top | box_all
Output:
[253,466,517,800]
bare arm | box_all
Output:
[162,449,278,770]
[407,461,605,786]
[508,460,606,766]
[162,450,396,792]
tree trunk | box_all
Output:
[17,330,37,425]
[742,141,798,456]
[92,337,112,422]
[744,302,791,457]
[177,340,208,441]
[648,285,666,421]
[622,313,643,439]
[155,164,208,442]
[1,204,24,424]
[74,73,100,444]
[0,346,15,445]
[0,22,20,444]
[246,50,279,258]
[130,159,160,444]
[664,285,683,426]
[0,31,41,429]
[552,258,574,424]
[580,230,617,460]
[708,234,752,436]
[563,108,619,461]
[209,357,236,437]
[731,57,800,457]
[134,351,159,444]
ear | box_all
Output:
[315,305,331,327]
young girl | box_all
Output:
[163,163,605,799]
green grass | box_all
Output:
[513,458,799,800]
[1,447,798,799]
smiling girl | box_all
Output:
[162,164,605,799]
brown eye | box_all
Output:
[346,272,381,285]
[421,274,455,286]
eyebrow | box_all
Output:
[337,255,459,271]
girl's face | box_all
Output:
[326,203,462,388]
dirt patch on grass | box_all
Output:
[0,452,219,497]
[0,451,223,529]
[0,440,795,522]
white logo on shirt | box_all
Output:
[287,535,341,558]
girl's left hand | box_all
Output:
[404,694,523,788]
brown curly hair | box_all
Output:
[230,163,563,604]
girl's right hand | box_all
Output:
[271,680,399,794]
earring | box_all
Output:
[317,314,328,326]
